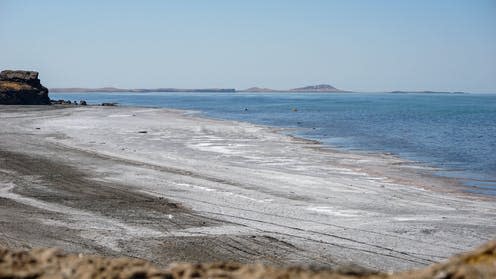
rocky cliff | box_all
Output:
[0,70,50,105]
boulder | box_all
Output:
[0,70,50,105]
[50,99,72,105]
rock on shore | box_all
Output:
[0,70,50,105]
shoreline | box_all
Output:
[118,104,488,201]
[271,129,477,199]
[65,105,488,202]
[184,108,496,200]
[50,91,496,198]
[230,120,493,200]
[0,105,495,271]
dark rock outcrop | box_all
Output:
[50,99,73,105]
[0,70,50,105]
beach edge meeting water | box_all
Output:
[51,91,496,197]
[0,104,495,272]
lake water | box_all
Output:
[51,92,496,196]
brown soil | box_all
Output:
[0,81,32,91]
[0,241,494,279]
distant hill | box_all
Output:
[290,84,346,92]
[51,84,349,93]
[50,87,127,93]
[241,84,349,93]
[239,87,279,92]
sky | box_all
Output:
[1,0,495,92]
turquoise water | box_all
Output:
[51,92,496,196]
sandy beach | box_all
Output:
[0,105,494,271]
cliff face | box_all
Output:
[0,70,50,105]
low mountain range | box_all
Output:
[241,84,349,92]
[50,87,235,93]
[240,87,280,92]
[50,84,349,93]
[48,86,468,94]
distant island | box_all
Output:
[290,84,347,92]
[50,87,235,93]
[49,86,470,94]
[240,87,280,92]
[389,90,467,94]
[241,84,349,92]
[50,84,350,93]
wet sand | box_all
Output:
[0,105,494,271]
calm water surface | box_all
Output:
[51,92,496,196]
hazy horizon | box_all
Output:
[1,0,495,93]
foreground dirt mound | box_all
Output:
[0,241,494,279]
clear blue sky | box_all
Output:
[1,0,495,92]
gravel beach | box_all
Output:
[0,105,494,271]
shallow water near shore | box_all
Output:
[51,92,496,196]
